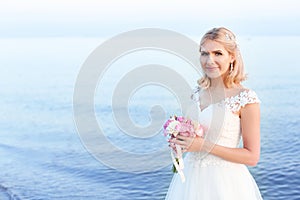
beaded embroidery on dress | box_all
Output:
[165,89,263,200]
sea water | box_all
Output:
[0,36,299,199]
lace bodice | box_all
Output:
[186,89,260,167]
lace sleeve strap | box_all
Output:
[225,89,261,113]
[240,90,261,109]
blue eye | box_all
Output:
[200,52,208,56]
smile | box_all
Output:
[206,67,218,71]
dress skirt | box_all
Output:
[165,154,263,200]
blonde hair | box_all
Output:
[197,27,247,89]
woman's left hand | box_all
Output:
[169,135,203,152]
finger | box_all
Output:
[169,138,181,144]
[169,138,178,144]
[176,135,186,140]
[173,139,186,146]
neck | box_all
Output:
[209,77,226,89]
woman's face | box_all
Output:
[200,39,233,79]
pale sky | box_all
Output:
[0,0,299,37]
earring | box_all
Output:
[230,63,233,72]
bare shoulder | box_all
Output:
[225,85,248,98]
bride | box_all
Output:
[166,27,263,199]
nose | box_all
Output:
[206,54,214,64]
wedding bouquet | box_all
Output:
[163,115,204,182]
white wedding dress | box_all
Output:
[165,89,263,200]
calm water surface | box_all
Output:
[0,36,299,199]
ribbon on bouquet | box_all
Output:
[170,144,185,183]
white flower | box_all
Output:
[166,120,180,136]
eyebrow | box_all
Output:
[200,49,224,53]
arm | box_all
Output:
[173,103,261,166]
